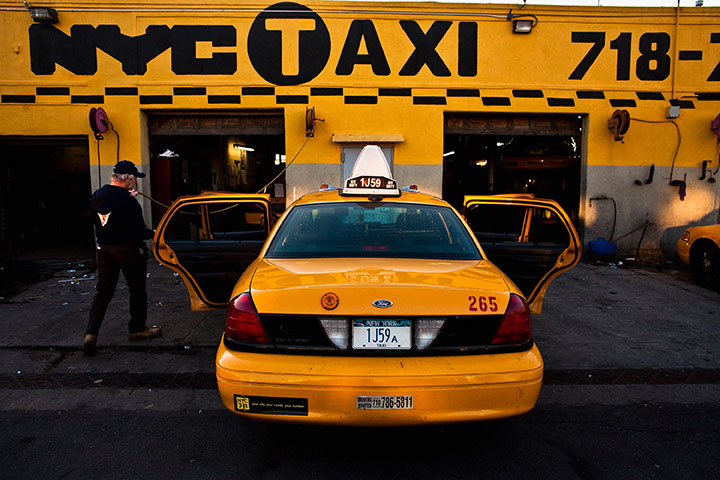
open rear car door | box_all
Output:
[153,194,272,310]
[463,195,581,313]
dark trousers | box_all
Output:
[86,244,148,336]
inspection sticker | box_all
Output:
[234,395,308,416]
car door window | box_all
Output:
[163,201,269,304]
[466,203,571,298]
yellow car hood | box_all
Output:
[249,258,512,316]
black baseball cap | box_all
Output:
[113,160,146,178]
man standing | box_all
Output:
[82,160,161,355]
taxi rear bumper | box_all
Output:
[215,341,544,426]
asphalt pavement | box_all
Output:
[0,256,718,412]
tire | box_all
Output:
[690,242,720,291]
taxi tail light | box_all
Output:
[414,318,445,350]
[225,293,272,345]
[319,318,349,349]
[491,294,532,345]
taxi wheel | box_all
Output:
[690,243,720,291]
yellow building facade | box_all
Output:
[1,1,719,257]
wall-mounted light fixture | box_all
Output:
[512,19,534,34]
[25,2,58,23]
[507,9,537,34]
[233,144,255,152]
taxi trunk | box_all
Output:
[249,257,512,316]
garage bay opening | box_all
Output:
[148,111,286,226]
[443,114,583,227]
[0,136,94,295]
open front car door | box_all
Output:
[463,195,581,313]
[153,194,272,310]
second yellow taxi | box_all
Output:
[677,223,720,291]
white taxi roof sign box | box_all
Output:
[342,145,400,197]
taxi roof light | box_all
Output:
[491,294,532,345]
[342,145,400,197]
[225,293,271,345]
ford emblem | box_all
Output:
[372,299,393,308]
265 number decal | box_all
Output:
[468,296,498,312]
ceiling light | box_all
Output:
[158,149,179,158]
[233,144,254,152]
[443,151,455,157]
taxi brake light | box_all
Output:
[491,294,531,345]
[225,293,271,345]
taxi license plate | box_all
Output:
[357,395,414,410]
[352,320,411,349]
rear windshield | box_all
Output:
[265,202,482,260]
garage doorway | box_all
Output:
[443,114,583,225]
[148,111,286,226]
[0,136,95,295]
[0,136,94,257]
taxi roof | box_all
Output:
[292,189,448,207]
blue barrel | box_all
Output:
[588,238,617,256]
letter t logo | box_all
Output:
[264,19,317,76]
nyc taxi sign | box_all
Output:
[342,145,400,197]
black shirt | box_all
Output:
[90,185,153,245]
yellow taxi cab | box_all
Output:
[676,224,720,290]
[153,145,581,425]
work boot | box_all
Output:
[129,325,162,341]
[82,334,97,356]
